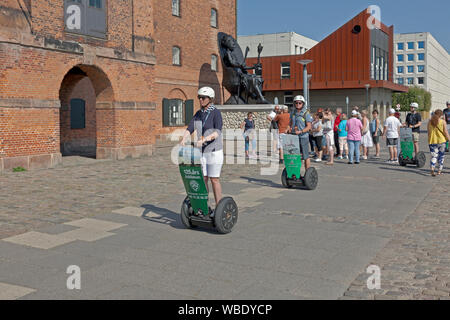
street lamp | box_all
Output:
[298,59,313,107]
[365,84,370,109]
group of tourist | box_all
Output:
[263,97,450,176]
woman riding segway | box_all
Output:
[179,87,238,233]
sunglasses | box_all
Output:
[294,102,303,105]
[198,96,209,100]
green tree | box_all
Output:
[393,86,432,112]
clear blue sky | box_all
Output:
[237,0,450,52]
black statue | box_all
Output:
[218,32,269,105]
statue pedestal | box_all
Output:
[216,104,276,130]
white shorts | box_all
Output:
[201,150,224,178]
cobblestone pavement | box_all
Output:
[340,174,450,300]
[1,131,449,299]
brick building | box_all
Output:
[0,0,236,171]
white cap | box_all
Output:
[197,87,215,99]
[351,110,358,116]
[410,102,419,109]
[389,108,396,114]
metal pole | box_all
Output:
[303,64,308,106]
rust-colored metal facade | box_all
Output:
[247,9,407,93]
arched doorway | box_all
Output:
[59,65,114,158]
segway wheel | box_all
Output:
[416,152,426,168]
[180,196,197,229]
[399,155,407,167]
[214,197,238,234]
[281,168,292,189]
[303,167,318,190]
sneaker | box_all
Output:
[315,158,322,163]
[344,156,349,160]
[355,162,360,164]
[392,159,399,164]
[337,156,343,160]
[348,161,353,164]
[361,156,368,160]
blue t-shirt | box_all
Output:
[338,120,348,137]
[243,118,255,133]
[187,105,223,152]
[291,109,313,139]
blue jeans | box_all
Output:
[244,136,256,152]
[348,140,361,163]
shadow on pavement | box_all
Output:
[140,204,218,234]
[378,166,431,177]
[239,176,282,188]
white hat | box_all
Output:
[351,110,358,116]
[410,102,419,109]
[197,87,215,99]
[293,95,306,103]
[389,108,396,114]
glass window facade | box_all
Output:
[407,54,414,61]
[397,66,404,74]
[418,53,425,61]
[408,42,414,50]
[397,54,404,62]
[418,41,425,49]
[397,43,404,50]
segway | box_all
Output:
[398,128,426,168]
[178,145,238,234]
[280,134,318,190]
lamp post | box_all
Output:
[365,84,370,110]
[298,59,313,107]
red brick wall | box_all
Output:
[153,0,236,136]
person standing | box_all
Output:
[180,87,223,206]
[346,110,363,164]
[443,101,450,152]
[370,110,382,159]
[290,95,313,170]
[322,108,335,165]
[337,113,348,160]
[428,109,450,176]
[311,112,324,162]
[240,112,257,159]
[333,108,342,156]
[405,102,422,157]
[267,105,281,155]
[360,110,373,160]
[382,108,402,164]
[273,105,291,164]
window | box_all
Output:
[407,77,414,85]
[172,0,180,16]
[397,43,404,50]
[418,77,424,85]
[418,65,425,73]
[397,66,404,74]
[407,65,414,73]
[407,42,414,50]
[397,54,404,62]
[163,99,193,127]
[407,54,414,61]
[370,29,389,80]
[89,0,101,8]
[284,92,293,109]
[418,53,425,61]
[418,41,425,49]
[211,8,217,28]
[211,54,218,71]
[64,0,106,38]
[172,46,181,65]
[397,78,404,85]
[281,62,291,79]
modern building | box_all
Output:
[394,32,450,111]
[246,8,408,114]
[0,0,236,172]
[237,32,318,58]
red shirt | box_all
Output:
[333,114,341,132]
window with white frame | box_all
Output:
[172,46,181,65]
[211,8,218,28]
[281,62,290,79]
[172,0,180,16]
[284,91,293,109]
[211,54,218,71]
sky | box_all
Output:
[237,0,450,53]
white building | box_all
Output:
[394,32,450,111]
[237,32,318,58]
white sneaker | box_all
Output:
[315,158,322,162]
